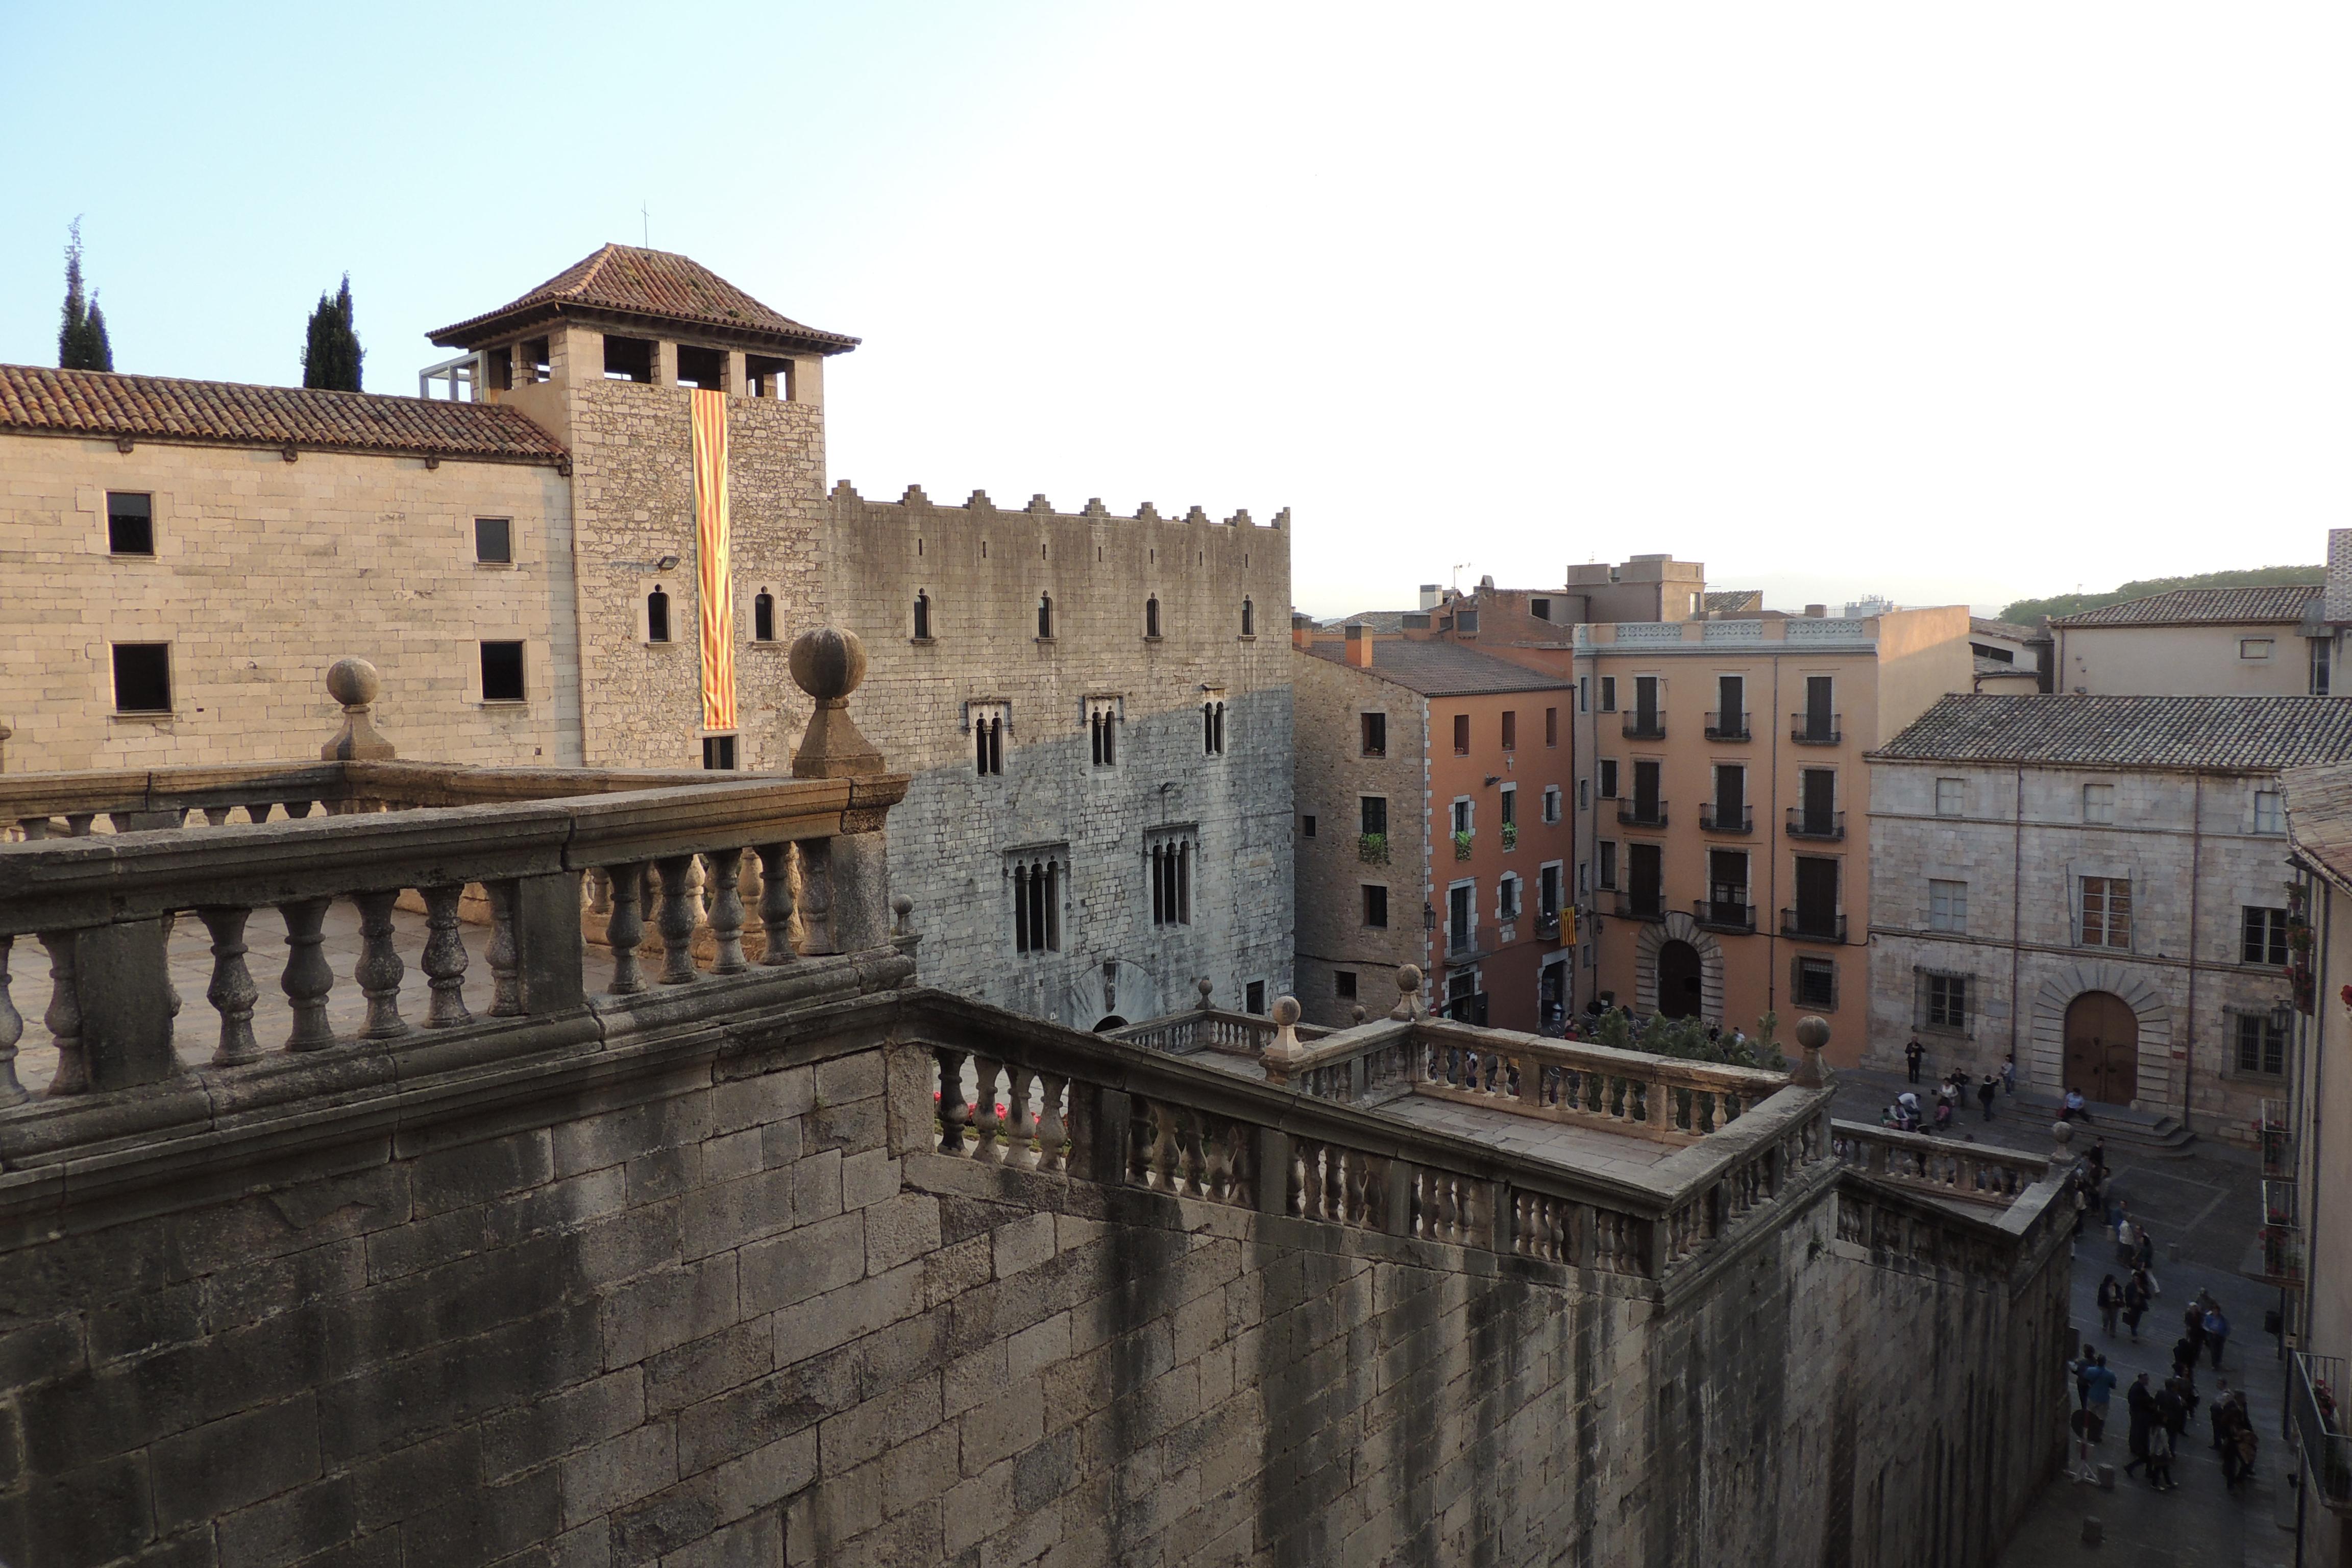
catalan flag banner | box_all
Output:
[689,388,737,733]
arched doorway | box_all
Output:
[1657,941,1703,1019]
[2064,991,2140,1105]
[1093,1015,1128,1033]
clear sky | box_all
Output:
[6,3,2345,618]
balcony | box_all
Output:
[1621,713,1667,741]
[1704,711,1751,742]
[1693,899,1755,933]
[1785,808,1845,841]
[1615,799,1669,830]
[1452,829,1475,861]
[2292,1353,2352,1511]
[2260,1098,2293,1181]
[1614,890,1666,921]
[1779,908,1847,943]
[1699,802,1752,835]
[1536,910,1562,941]
[2259,1220,2307,1288]
[1790,713,1843,746]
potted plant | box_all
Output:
[1453,828,1475,860]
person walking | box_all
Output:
[2002,1053,2017,1095]
[2115,1212,2138,1265]
[1905,1037,1924,1083]
[1977,1074,1998,1121]
[2097,1275,2123,1338]
[2210,1381,2236,1451]
[2204,1304,2231,1369]
[2146,1422,2177,1491]
[2232,1420,2259,1485]
[2183,1302,2208,1367]
[2123,1373,2157,1477]
[2122,1273,2150,1341]
[2082,1352,2116,1445]
[2135,1226,2156,1272]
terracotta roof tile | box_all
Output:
[2286,763,2352,887]
[431,245,859,355]
[1300,639,1570,697]
[0,364,566,464]
[2048,586,2320,627]
[1872,693,2352,771]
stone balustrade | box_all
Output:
[1828,1122,2057,1207]
[1111,984,1333,1058]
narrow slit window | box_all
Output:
[1037,593,1054,639]
[753,591,775,643]
[914,591,931,640]
[1146,597,1161,638]
[1241,598,1255,636]
[647,587,672,644]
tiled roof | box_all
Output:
[1322,610,1417,632]
[1705,590,1762,613]
[1300,639,1569,697]
[431,246,860,355]
[2286,762,2352,886]
[0,363,567,465]
[1970,616,2039,642]
[2048,586,2320,627]
[1973,656,2036,678]
[1872,694,2352,771]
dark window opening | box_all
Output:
[1145,597,1161,638]
[1452,713,1471,755]
[487,345,514,391]
[1037,593,1054,639]
[1502,710,1517,751]
[974,713,1004,776]
[1090,707,1117,767]
[1246,981,1266,1014]
[647,587,672,643]
[107,492,153,555]
[1204,700,1226,755]
[753,591,776,642]
[111,643,171,713]
[1795,957,1837,1009]
[674,343,725,389]
[1598,841,1618,890]
[603,335,655,383]
[1336,971,1357,999]
[1531,598,1551,621]
[2236,1012,2286,1075]
[523,337,551,383]
[1360,712,1386,756]
[1627,843,1662,918]
[1241,598,1255,636]
[480,640,526,702]
[1599,759,1619,798]
[1303,815,1317,838]
[746,354,793,399]
[1013,860,1061,953]
[1361,796,1387,836]
[702,734,737,771]
[1152,841,1194,926]
[1363,886,1389,928]
[2242,905,2290,966]
[475,516,511,564]
[1925,973,1966,1030]
[1545,706,1558,747]
[1599,676,1617,712]
[914,591,931,640]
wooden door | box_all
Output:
[1657,940,1702,1018]
[2063,991,2140,1104]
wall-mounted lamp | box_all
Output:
[656,554,681,572]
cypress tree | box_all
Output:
[57,220,113,372]
[302,275,364,392]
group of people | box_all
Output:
[2072,1255,2249,1494]
[1891,1041,2016,1133]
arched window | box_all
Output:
[913,591,931,640]
[1013,858,1060,952]
[1090,701,1117,768]
[1203,700,1226,756]
[1145,597,1161,639]
[647,587,671,644]
[1241,598,1255,636]
[1037,593,1054,640]
[973,710,1003,776]
[753,591,775,643]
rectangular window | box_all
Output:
[1544,785,1561,824]
[1598,841,1618,889]
[1362,885,1389,928]
[1360,712,1387,757]
[480,640,526,702]
[1335,971,1358,1000]
[1540,864,1561,919]
[1795,957,1837,1010]
[107,492,154,555]
[2080,876,2133,949]
[1934,777,1965,817]
[2242,905,2289,965]
[111,642,172,713]
[1501,785,1517,826]
[1530,598,1551,621]
[1576,780,1588,813]
[1302,815,1317,839]
[1360,796,1387,836]
[2315,640,2333,697]
[1453,714,1471,755]
[1499,874,1522,920]
[2082,783,2115,825]
[1599,676,1616,713]
[2241,638,2275,660]
[1202,698,1226,755]
[1545,706,1558,747]
[1501,710,1516,751]
[474,517,512,564]
[701,734,736,771]
[1928,878,1968,933]
[1149,837,1194,927]
[2236,1012,2287,1075]
[1246,981,1267,1014]
[1451,797,1473,836]
[1925,973,1967,1030]
[1449,883,1474,954]
[1598,760,1619,799]
[2254,790,2284,835]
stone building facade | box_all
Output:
[2048,580,2336,699]
[1866,693,2352,1142]
[0,244,1291,1022]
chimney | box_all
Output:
[1803,604,1827,619]
[1344,622,1376,668]
[1291,612,1314,650]
[1419,584,1442,611]
[2329,529,2352,625]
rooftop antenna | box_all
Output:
[641,201,650,247]
[1453,562,1470,591]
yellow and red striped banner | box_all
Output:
[689,389,737,733]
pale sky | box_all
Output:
[6,3,2345,618]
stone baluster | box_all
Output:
[244,802,275,825]
[585,868,612,919]
[420,886,473,1027]
[282,800,314,821]
[352,891,408,1039]
[201,806,232,828]
[40,933,87,1095]
[754,844,794,963]
[604,864,648,994]
[64,813,94,838]
[484,881,523,1017]
[280,897,335,1050]
[1035,1072,1069,1173]
[972,1056,1004,1163]
[19,817,50,840]
[705,849,747,974]
[0,936,24,1106]
[652,856,699,985]
[795,840,835,956]
[936,1046,970,1155]
[197,907,261,1065]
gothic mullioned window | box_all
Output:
[1087,697,1120,768]
[1011,851,1063,953]
[1150,833,1195,926]
[1202,698,1226,756]
[969,701,1007,776]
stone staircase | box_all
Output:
[1838,1067,2199,1158]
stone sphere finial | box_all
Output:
[1260,994,1308,1086]
[1271,995,1301,1028]
[1352,1005,1368,1026]
[1390,964,1424,1022]
[891,895,913,937]
[788,627,868,705]
[1790,1015,1832,1088]
[1197,976,1215,1009]
[1795,1016,1830,1054]
[326,656,381,709]
[2051,1118,2076,1162]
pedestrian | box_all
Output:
[2159,1377,2191,1441]
[2233,1421,2259,1484]
[2069,1405,2097,1481]
[2070,1183,2088,1239]
[1905,1037,1924,1083]
[2204,1305,2230,1369]
[2097,1275,2123,1337]
[2106,1192,2127,1232]
[2002,1053,2017,1095]
[2082,1352,2116,1443]
[2087,1137,2109,1183]
[2210,1381,2236,1451]
[2146,1422,2177,1491]
[1933,1095,1954,1134]
[2070,1342,2098,1408]
[2064,1087,2094,1122]
[2115,1212,2138,1264]
[1896,1091,1921,1133]
[2136,1227,2155,1272]
[1978,1074,1998,1121]
[2183,1303,2207,1366]
[2123,1274,2150,1340]
[2123,1373,2157,1476]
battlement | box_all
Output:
[831,480,1288,531]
